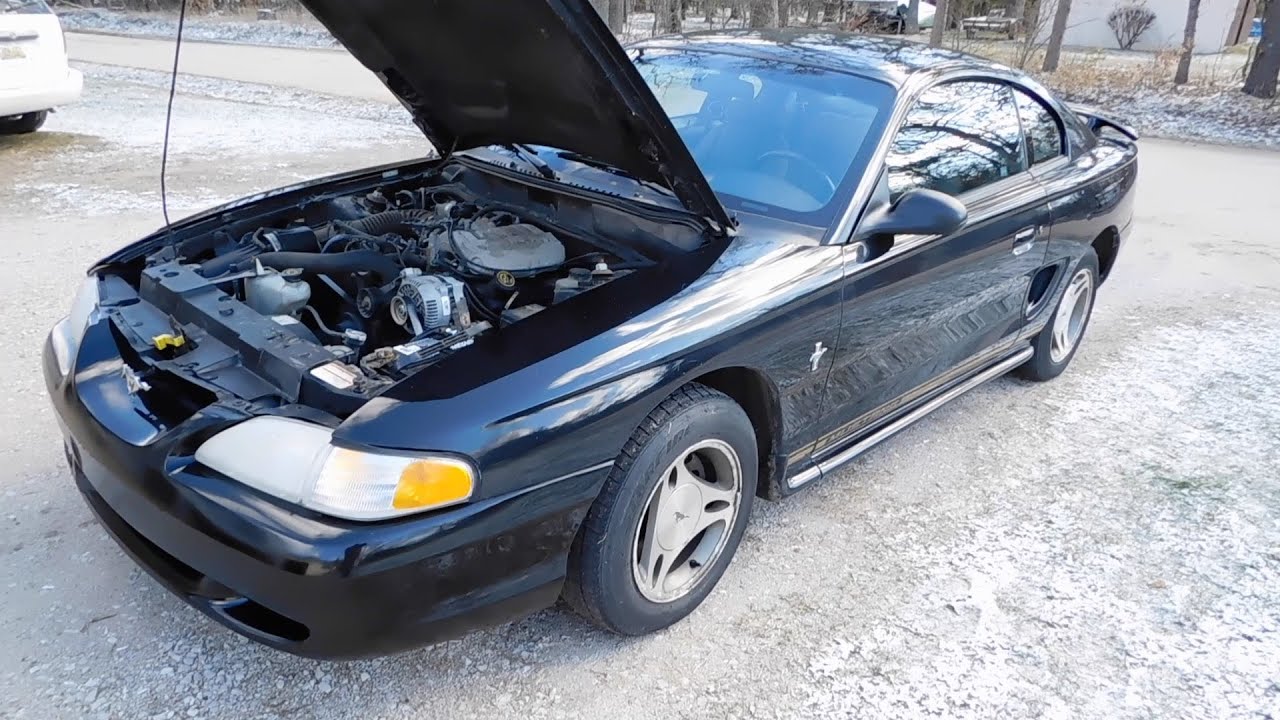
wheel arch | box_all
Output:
[1092,226,1120,282]
[690,366,785,500]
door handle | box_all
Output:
[1012,226,1037,255]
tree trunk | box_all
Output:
[905,0,920,33]
[655,0,683,33]
[1041,0,1072,71]
[779,0,790,26]
[1174,0,1202,84]
[706,0,717,23]
[750,0,779,26]
[609,0,627,31]
[1013,0,1028,23]
[1243,0,1280,97]
[928,0,948,45]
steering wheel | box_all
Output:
[754,150,837,198]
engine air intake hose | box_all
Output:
[339,209,438,238]
[256,250,401,283]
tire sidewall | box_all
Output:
[586,396,757,635]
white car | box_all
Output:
[1,0,81,134]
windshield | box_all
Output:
[634,49,895,225]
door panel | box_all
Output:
[813,80,1053,457]
[814,176,1048,456]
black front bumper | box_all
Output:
[44,335,608,660]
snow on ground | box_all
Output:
[798,311,1280,718]
[56,8,743,48]
[6,62,422,220]
[1054,85,1280,149]
[58,7,341,49]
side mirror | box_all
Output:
[854,188,967,241]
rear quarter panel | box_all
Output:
[1033,134,1137,319]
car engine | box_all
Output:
[163,185,637,387]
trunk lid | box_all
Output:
[297,0,732,230]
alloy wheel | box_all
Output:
[1049,268,1095,363]
[631,439,743,604]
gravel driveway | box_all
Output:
[1,64,1278,720]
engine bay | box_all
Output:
[117,170,677,411]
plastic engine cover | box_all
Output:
[451,218,565,274]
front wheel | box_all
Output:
[0,110,48,134]
[1017,250,1099,381]
[563,384,757,635]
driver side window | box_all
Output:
[885,81,1027,200]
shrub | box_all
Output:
[1107,2,1158,50]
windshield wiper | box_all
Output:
[553,150,676,197]
[498,143,557,180]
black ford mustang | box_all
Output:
[44,0,1138,659]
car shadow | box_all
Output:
[0,130,98,150]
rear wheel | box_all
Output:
[1017,250,1099,381]
[0,111,48,134]
[563,384,757,635]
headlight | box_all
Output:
[50,275,101,376]
[194,416,476,521]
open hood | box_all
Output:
[298,0,732,230]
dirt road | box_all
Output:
[1,60,1278,720]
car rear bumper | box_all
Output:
[44,333,608,659]
[0,67,82,117]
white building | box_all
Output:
[1042,0,1256,53]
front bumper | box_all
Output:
[43,333,608,659]
[0,68,82,117]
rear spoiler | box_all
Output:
[1067,103,1139,141]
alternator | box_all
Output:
[389,271,471,335]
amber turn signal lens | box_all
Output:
[392,459,474,510]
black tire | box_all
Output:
[563,383,757,635]
[0,111,48,134]
[1017,249,1100,382]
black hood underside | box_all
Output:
[299,0,731,229]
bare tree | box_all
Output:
[1173,0,1201,84]
[750,0,779,26]
[1243,0,1279,97]
[905,0,920,33]
[1013,0,1029,23]
[1012,0,1056,68]
[929,0,949,45]
[779,0,790,26]
[1041,0,1072,71]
